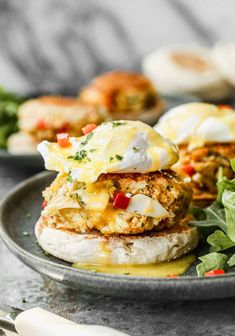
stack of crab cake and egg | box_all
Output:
[155,103,235,204]
[36,120,198,265]
[7,72,164,154]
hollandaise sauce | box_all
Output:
[73,254,195,277]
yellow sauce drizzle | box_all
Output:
[73,254,195,277]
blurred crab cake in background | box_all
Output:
[155,102,235,204]
[142,45,232,101]
[79,71,165,124]
[7,95,105,154]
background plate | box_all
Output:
[0,93,200,170]
[1,171,235,301]
[0,149,44,170]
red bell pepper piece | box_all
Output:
[218,105,232,110]
[181,164,196,177]
[204,269,225,277]
[113,192,130,210]
[57,133,70,147]
[42,200,47,209]
[82,123,97,135]
[37,119,48,130]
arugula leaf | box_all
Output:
[190,202,227,233]
[196,252,228,276]
[230,158,235,172]
[217,176,235,203]
[228,254,235,267]
[207,230,235,252]
[222,190,235,241]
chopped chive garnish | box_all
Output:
[80,140,87,146]
[86,132,94,140]
[70,149,88,162]
[133,147,139,152]
[80,132,94,146]
[115,154,123,161]
[112,121,126,128]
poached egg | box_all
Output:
[38,120,178,184]
[155,102,235,149]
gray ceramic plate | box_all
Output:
[0,149,44,170]
[0,93,199,170]
[1,171,235,301]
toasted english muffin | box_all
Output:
[35,216,199,265]
[7,131,38,154]
[142,46,232,101]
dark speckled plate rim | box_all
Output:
[0,171,234,288]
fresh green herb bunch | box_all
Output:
[0,87,25,148]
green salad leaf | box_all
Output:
[222,190,235,241]
[228,254,235,267]
[190,202,227,233]
[196,252,228,276]
[190,159,235,276]
[207,230,235,252]
[230,158,235,172]
[0,87,25,148]
[217,176,235,203]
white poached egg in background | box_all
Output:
[155,102,235,149]
[38,120,178,183]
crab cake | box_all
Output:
[79,71,165,124]
[155,102,235,203]
[178,143,235,202]
[8,95,107,153]
[18,95,104,142]
[41,171,192,235]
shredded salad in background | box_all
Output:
[0,87,25,148]
[191,158,235,276]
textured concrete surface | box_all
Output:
[1,165,235,335]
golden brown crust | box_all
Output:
[79,71,160,114]
[88,71,155,92]
[179,142,235,160]
[38,218,194,239]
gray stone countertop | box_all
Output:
[1,165,235,336]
